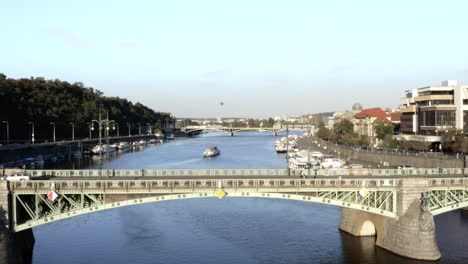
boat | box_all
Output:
[148,139,158,144]
[166,134,175,140]
[91,144,116,154]
[118,142,131,149]
[320,158,345,169]
[203,146,220,157]
[139,140,147,145]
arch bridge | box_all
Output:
[182,125,312,136]
[2,168,468,261]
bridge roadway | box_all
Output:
[2,168,468,260]
[183,125,312,136]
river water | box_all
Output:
[31,132,468,264]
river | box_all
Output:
[31,132,468,264]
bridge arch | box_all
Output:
[14,191,397,232]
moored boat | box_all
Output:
[118,142,131,149]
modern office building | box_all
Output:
[399,80,468,149]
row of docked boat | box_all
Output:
[275,133,348,169]
[90,139,163,154]
[287,150,346,169]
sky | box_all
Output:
[1,0,468,118]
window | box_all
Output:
[419,110,455,127]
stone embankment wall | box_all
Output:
[299,137,466,168]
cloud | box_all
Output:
[41,27,90,48]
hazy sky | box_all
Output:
[2,0,468,118]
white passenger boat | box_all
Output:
[203,146,220,157]
[139,140,147,145]
[320,158,345,169]
[91,144,116,154]
[118,142,130,149]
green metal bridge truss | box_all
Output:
[8,174,468,232]
[11,177,397,232]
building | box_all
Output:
[399,80,468,149]
[353,108,391,145]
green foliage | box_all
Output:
[442,130,468,153]
[374,121,394,140]
[332,119,354,143]
[0,74,173,142]
[182,119,200,126]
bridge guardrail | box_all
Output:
[11,177,405,190]
[24,168,468,178]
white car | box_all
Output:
[1,172,32,181]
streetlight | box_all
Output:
[2,121,8,145]
[137,123,141,136]
[28,122,35,144]
[69,122,75,141]
[286,124,290,177]
[146,123,150,135]
[116,123,119,137]
[50,122,56,142]
[91,110,115,175]
[88,122,92,139]
[127,123,131,137]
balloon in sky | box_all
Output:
[220,102,224,106]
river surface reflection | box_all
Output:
[32,132,468,264]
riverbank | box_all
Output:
[298,136,467,168]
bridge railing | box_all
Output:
[429,177,468,186]
[24,168,468,178]
[10,177,404,191]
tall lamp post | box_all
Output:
[2,121,8,145]
[70,122,75,141]
[116,123,119,137]
[88,122,92,139]
[28,122,35,144]
[127,123,131,137]
[91,110,115,175]
[50,122,56,142]
[137,123,141,136]
[286,124,290,177]
[146,123,150,135]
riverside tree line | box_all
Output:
[316,119,468,153]
[0,74,174,143]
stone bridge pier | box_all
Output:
[339,177,440,260]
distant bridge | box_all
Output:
[182,125,312,136]
[2,167,467,260]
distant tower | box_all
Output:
[352,102,363,113]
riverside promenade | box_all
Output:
[298,136,467,168]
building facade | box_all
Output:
[353,108,391,146]
[399,80,468,148]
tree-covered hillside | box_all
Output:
[0,74,174,143]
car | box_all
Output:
[1,172,32,181]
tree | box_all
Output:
[316,121,331,140]
[442,130,467,153]
[333,119,354,143]
[374,121,394,141]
